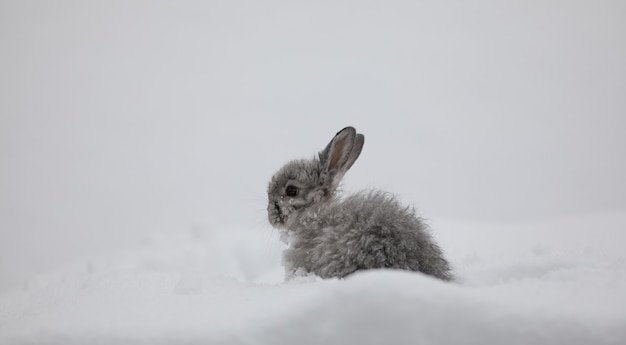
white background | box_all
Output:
[1,0,625,293]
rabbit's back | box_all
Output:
[285,190,453,280]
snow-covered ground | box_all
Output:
[2,211,625,344]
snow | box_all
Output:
[1,212,625,344]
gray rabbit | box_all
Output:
[267,126,453,281]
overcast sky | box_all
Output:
[1,0,625,292]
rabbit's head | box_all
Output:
[267,126,364,229]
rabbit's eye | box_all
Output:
[285,185,299,197]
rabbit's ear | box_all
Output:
[319,127,364,176]
[343,133,364,172]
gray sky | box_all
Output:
[1,0,625,291]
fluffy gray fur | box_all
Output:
[267,126,453,281]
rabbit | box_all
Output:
[267,126,453,281]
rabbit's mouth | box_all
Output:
[268,200,288,227]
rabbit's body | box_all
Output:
[267,127,453,281]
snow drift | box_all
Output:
[1,212,625,344]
